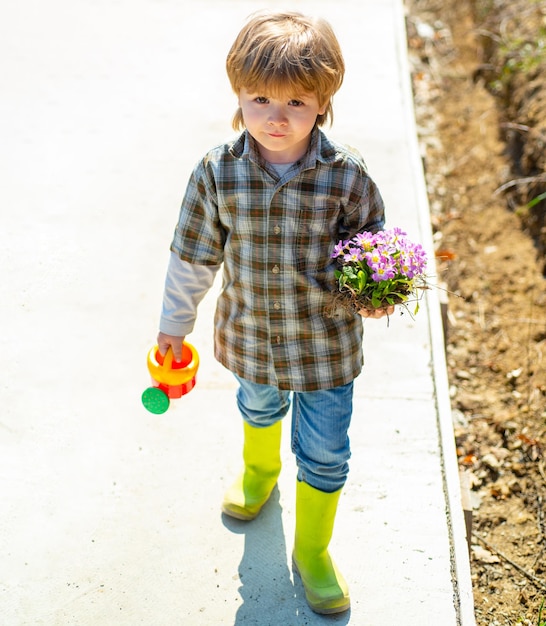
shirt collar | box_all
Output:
[229,127,338,170]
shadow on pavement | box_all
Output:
[222,487,351,625]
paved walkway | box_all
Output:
[1,0,475,624]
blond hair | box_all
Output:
[226,11,345,130]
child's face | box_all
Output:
[238,87,326,164]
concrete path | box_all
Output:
[1,0,475,624]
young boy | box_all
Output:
[156,11,391,615]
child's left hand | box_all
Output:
[359,305,395,319]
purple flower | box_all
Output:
[364,249,383,267]
[352,231,375,251]
[390,227,407,239]
[371,261,396,282]
[331,240,347,258]
[399,243,427,276]
[343,246,364,263]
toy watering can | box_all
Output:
[141,342,199,414]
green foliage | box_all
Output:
[502,31,546,72]
[520,599,546,626]
[526,191,546,210]
[334,267,413,309]
[489,25,546,94]
[538,598,545,626]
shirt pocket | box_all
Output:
[295,202,341,275]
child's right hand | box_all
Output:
[157,332,186,363]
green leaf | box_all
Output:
[357,270,367,293]
[526,191,546,210]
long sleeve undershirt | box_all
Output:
[159,251,220,337]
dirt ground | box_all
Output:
[405,0,546,623]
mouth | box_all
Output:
[267,133,286,138]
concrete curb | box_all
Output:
[392,1,476,623]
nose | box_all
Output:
[268,104,288,126]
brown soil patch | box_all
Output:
[405,0,546,623]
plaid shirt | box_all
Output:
[170,127,385,391]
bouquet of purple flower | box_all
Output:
[330,227,428,315]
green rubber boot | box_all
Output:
[292,480,350,615]
[221,421,282,521]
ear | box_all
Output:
[318,99,329,116]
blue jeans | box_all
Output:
[234,374,353,493]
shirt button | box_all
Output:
[272,265,280,274]
[273,301,281,310]
[273,225,281,235]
